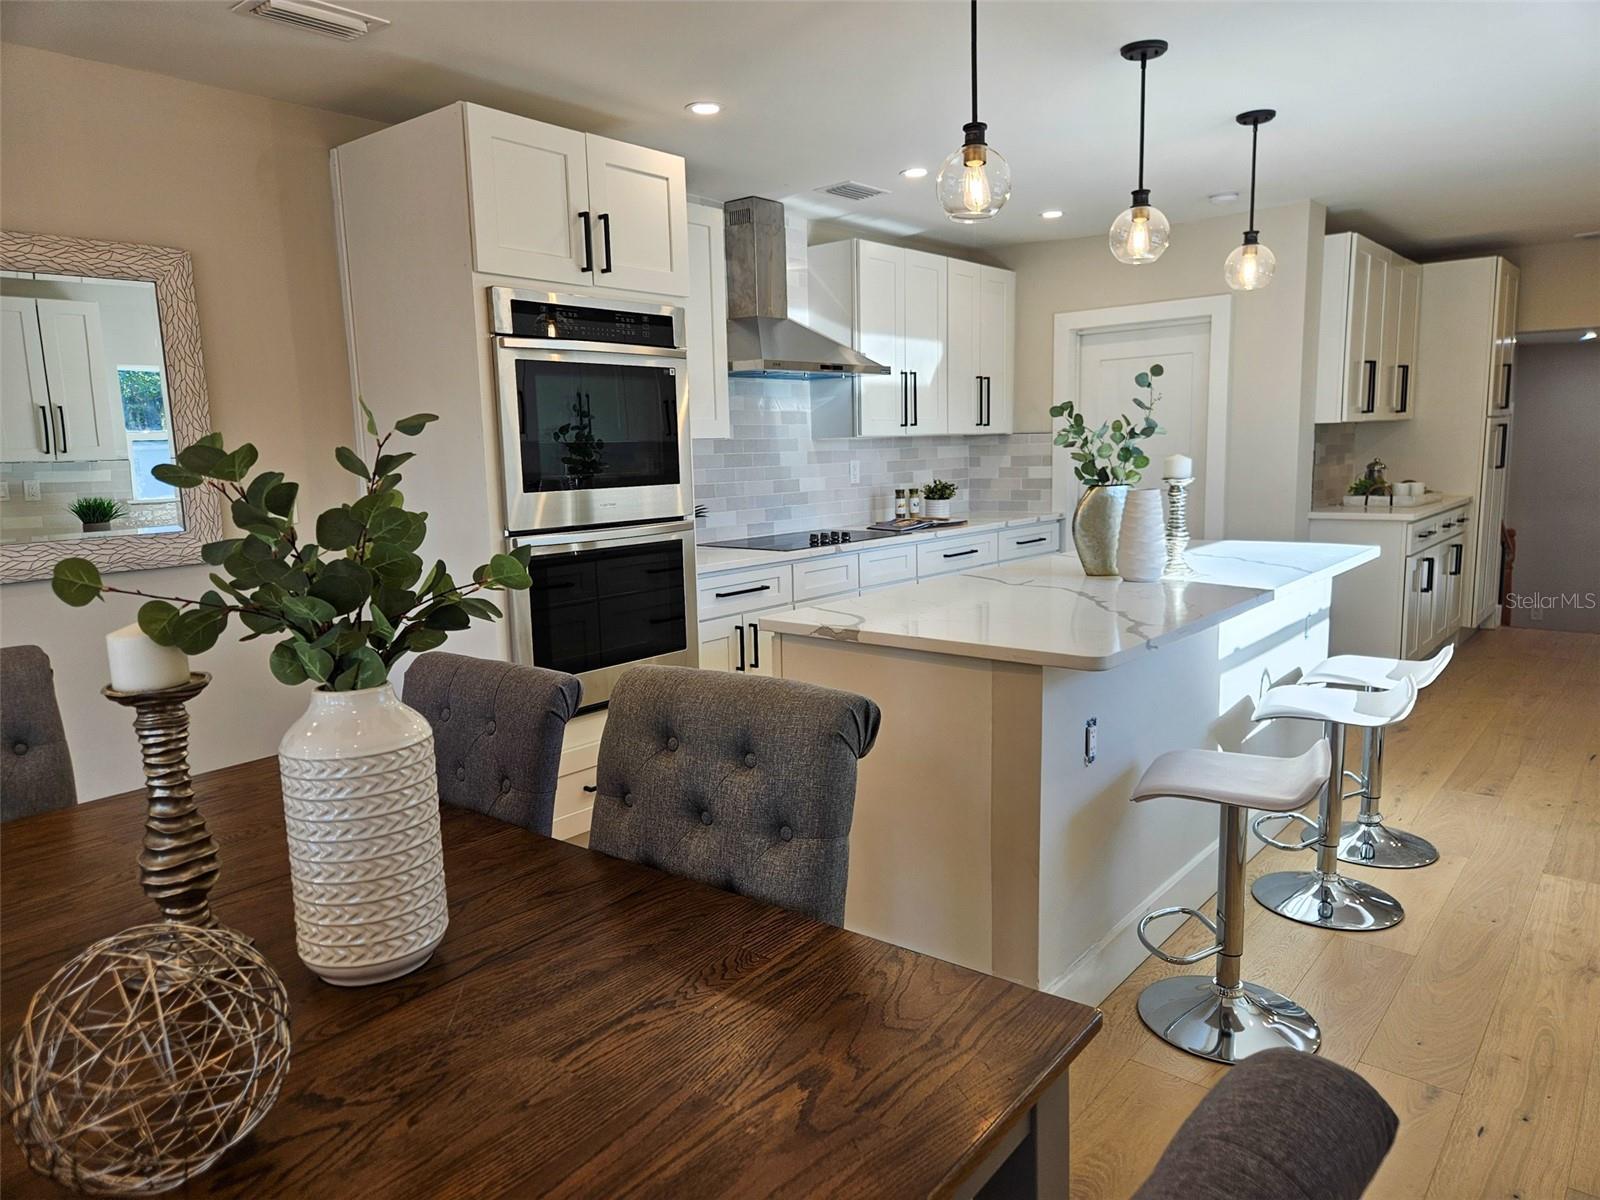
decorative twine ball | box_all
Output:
[3,923,291,1195]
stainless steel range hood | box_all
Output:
[724,196,889,379]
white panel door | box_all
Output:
[36,298,121,461]
[0,296,52,463]
[1392,260,1422,416]
[742,612,782,677]
[463,105,592,286]
[854,241,906,437]
[944,259,983,435]
[698,614,744,673]
[585,135,688,297]
[1075,320,1213,536]
[1490,262,1519,415]
[1472,419,1511,626]
[901,249,947,435]
[685,203,730,439]
[977,266,1015,433]
[1352,246,1388,419]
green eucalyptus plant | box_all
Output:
[50,402,534,692]
[1050,363,1166,487]
[923,479,958,501]
[68,497,128,525]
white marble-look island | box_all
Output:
[764,540,1376,1003]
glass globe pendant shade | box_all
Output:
[1109,196,1170,264]
[938,134,1011,222]
[1224,236,1277,291]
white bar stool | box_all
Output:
[1302,645,1453,870]
[1250,678,1417,931]
[1130,740,1328,1064]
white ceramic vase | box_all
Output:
[925,498,952,519]
[1117,488,1166,582]
[277,683,448,987]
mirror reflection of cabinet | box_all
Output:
[1,295,125,463]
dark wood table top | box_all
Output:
[2,758,1100,1198]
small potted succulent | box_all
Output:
[923,479,958,519]
[68,497,127,532]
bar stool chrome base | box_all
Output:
[1137,976,1321,1064]
[1337,819,1439,869]
[1251,870,1405,931]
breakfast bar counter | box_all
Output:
[766,540,1375,1003]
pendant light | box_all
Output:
[1109,40,1171,264]
[937,0,1010,221]
[1224,109,1278,291]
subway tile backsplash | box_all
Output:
[693,379,1055,538]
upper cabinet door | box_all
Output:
[584,135,688,297]
[1392,260,1422,417]
[1489,261,1519,415]
[1352,243,1387,419]
[685,203,730,439]
[35,298,122,462]
[463,105,593,286]
[945,259,982,435]
[0,296,53,463]
[854,241,907,438]
[901,250,947,435]
[977,266,1015,434]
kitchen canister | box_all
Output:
[1116,488,1166,582]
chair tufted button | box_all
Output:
[440,706,451,721]
[700,809,713,826]
[743,752,757,768]
[667,736,680,751]
[12,741,27,756]
[486,720,496,735]
[622,793,634,807]
[455,765,466,781]
[499,777,512,794]
[780,825,793,842]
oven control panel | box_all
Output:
[497,293,679,349]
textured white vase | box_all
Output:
[1117,488,1166,582]
[277,683,447,987]
[925,499,952,519]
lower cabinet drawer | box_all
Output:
[793,553,860,602]
[857,542,918,589]
[697,563,794,622]
[917,532,998,578]
[552,762,599,842]
[999,523,1061,561]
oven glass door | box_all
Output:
[497,345,690,532]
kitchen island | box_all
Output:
[764,540,1376,1003]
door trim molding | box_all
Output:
[1051,295,1232,538]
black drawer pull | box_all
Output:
[714,584,771,599]
[1363,360,1378,413]
[1421,557,1435,594]
[1016,536,1048,546]
[578,211,594,273]
[581,784,598,794]
[943,548,980,559]
[598,212,614,274]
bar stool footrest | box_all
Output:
[1136,906,1222,965]
[1250,810,1321,852]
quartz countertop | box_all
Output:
[1308,493,1472,523]
[695,512,1064,574]
[762,540,1377,671]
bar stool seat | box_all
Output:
[1304,645,1453,870]
[1131,740,1329,1065]
[1251,679,1417,931]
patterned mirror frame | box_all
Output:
[1,232,222,582]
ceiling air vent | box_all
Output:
[817,180,889,202]
[230,0,389,40]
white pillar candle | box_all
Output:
[107,623,190,692]
[1163,453,1193,480]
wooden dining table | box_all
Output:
[2,758,1101,1198]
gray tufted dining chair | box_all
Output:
[1,645,78,821]
[403,652,582,834]
[589,665,881,926]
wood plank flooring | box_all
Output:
[1070,627,1600,1200]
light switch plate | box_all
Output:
[0,481,9,501]
[23,480,41,502]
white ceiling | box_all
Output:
[4,1,1597,256]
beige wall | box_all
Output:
[1500,240,1600,332]
[0,44,382,800]
[992,201,1327,540]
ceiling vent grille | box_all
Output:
[817,180,889,202]
[230,0,388,40]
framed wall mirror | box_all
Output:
[0,232,220,582]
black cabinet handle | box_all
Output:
[1363,360,1378,413]
[597,213,614,273]
[54,406,66,454]
[910,371,918,426]
[37,405,50,455]
[578,211,594,273]
[748,622,760,670]
[1421,557,1435,594]
[714,583,771,599]
[942,548,980,559]
[1450,544,1464,575]
[1417,529,1435,539]
[735,623,746,671]
[1396,364,1410,413]
[581,784,598,794]
[976,376,984,426]
[985,376,992,427]
[1501,361,1512,409]
[900,373,909,427]
[1495,426,1507,469]
[648,616,679,625]
[1016,536,1048,546]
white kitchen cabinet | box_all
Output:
[696,560,794,623]
[462,104,686,297]
[945,259,981,434]
[699,608,786,676]
[998,522,1060,560]
[916,531,998,578]
[792,553,860,603]
[977,266,1015,433]
[856,540,919,589]
[852,240,907,437]
[1315,232,1420,423]
[685,202,730,439]
[1489,260,1519,416]
[901,249,948,435]
[1473,419,1511,626]
[0,295,122,463]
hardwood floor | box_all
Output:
[1070,627,1600,1200]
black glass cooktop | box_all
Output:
[702,528,902,552]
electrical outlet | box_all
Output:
[849,460,860,484]
[24,480,41,502]
[0,481,9,501]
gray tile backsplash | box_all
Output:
[1312,423,1359,508]
[693,378,1055,538]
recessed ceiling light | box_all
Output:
[900,166,928,180]
[1209,191,1240,205]
[1582,330,1597,341]
[685,101,721,116]
[1041,209,1064,220]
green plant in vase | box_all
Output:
[923,478,958,518]
[1049,363,1166,576]
[68,497,128,531]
